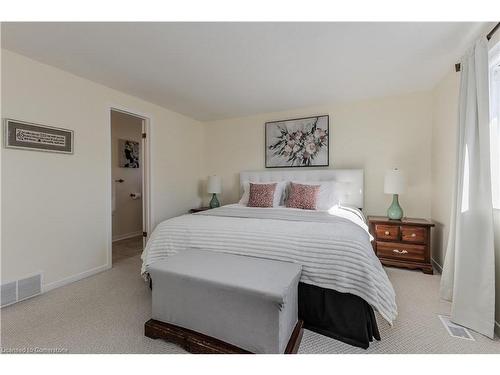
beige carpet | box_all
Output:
[1,240,499,354]
[112,236,144,263]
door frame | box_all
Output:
[108,106,152,266]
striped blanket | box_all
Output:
[141,204,397,323]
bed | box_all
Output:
[141,169,397,349]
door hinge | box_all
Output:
[142,133,147,139]
[143,231,148,238]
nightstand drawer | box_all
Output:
[400,226,426,243]
[376,242,426,262]
[375,224,400,241]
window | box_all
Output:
[489,43,500,209]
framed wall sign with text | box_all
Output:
[3,119,74,154]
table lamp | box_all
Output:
[207,175,222,209]
[384,168,406,220]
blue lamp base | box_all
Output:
[387,194,403,220]
[209,193,220,209]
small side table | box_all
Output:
[368,216,435,274]
[189,207,211,214]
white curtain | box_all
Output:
[440,38,496,339]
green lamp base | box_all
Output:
[387,194,403,220]
[209,193,220,209]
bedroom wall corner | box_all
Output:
[430,68,460,269]
[1,50,204,292]
[202,91,433,219]
[494,209,500,333]
[0,41,3,288]
[197,121,208,206]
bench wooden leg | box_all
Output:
[145,319,303,354]
[285,320,304,354]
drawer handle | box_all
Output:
[393,249,408,254]
[411,233,416,238]
[384,231,390,235]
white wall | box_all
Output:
[494,210,500,331]
[490,25,500,335]
[431,67,500,331]
[111,110,143,241]
[203,92,433,218]
[430,68,460,269]
[1,50,203,290]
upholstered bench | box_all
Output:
[145,250,303,354]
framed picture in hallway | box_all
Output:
[119,139,140,168]
[265,115,329,168]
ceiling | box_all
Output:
[1,22,486,121]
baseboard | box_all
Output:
[431,258,443,274]
[112,231,142,242]
[43,263,111,293]
[495,321,500,338]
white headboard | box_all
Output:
[240,169,364,209]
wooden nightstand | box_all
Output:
[189,207,210,213]
[368,216,435,274]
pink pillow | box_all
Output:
[286,182,320,210]
[247,183,277,208]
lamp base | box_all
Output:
[387,194,403,220]
[209,193,220,209]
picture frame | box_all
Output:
[118,139,140,168]
[265,115,329,168]
[3,118,74,154]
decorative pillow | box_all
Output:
[239,181,287,207]
[247,183,278,208]
[285,182,320,210]
[289,180,350,210]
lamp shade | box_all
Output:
[384,168,406,194]
[207,175,222,194]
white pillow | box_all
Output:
[331,181,352,207]
[289,180,349,210]
[239,181,288,207]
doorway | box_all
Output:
[110,109,149,264]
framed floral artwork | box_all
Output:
[265,115,329,168]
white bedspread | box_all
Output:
[141,204,397,323]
